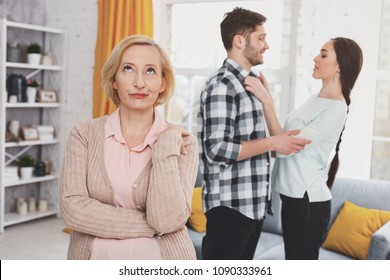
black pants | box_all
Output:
[280,192,331,260]
[202,206,264,260]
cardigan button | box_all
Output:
[132,183,137,188]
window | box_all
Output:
[158,0,292,133]
[371,0,390,180]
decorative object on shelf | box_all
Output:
[41,53,53,65]
[4,166,19,184]
[26,43,42,64]
[6,74,27,102]
[17,198,27,216]
[28,197,36,213]
[44,160,51,175]
[5,130,18,143]
[8,95,17,103]
[21,127,39,141]
[38,199,48,212]
[7,42,22,62]
[37,125,55,140]
[8,120,20,139]
[39,89,57,103]
[18,154,36,180]
[26,79,40,103]
[34,160,46,177]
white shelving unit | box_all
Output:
[0,19,65,233]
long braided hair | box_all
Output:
[326,37,363,188]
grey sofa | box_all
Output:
[188,177,390,260]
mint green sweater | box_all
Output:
[272,96,347,202]
[60,116,198,259]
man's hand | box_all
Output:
[272,130,311,155]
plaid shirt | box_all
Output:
[197,58,271,220]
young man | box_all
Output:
[197,7,310,260]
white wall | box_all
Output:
[293,0,383,179]
[45,0,98,139]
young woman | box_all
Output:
[244,37,363,259]
[61,35,198,260]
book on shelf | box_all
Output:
[4,166,19,182]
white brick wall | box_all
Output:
[45,0,98,139]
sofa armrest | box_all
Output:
[368,221,390,260]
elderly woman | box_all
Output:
[61,35,198,260]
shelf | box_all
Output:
[5,20,63,34]
[4,175,58,187]
[5,139,59,148]
[1,19,64,233]
[4,209,58,227]
[6,62,61,70]
[5,102,61,108]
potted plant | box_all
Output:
[26,79,40,103]
[26,43,42,64]
[18,154,35,180]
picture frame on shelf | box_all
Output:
[39,89,57,103]
[21,127,39,141]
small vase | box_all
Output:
[27,53,42,65]
[20,167,34,180]
[41,54,53,65]
[26,87,37,103]
[8,120,20,138]
[18,200,27,216]
[38,200,48,212]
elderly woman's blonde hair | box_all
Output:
[102,35,175,107]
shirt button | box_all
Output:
[136,205,141,209]
[132,183,137,188]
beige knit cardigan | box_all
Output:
[60,116,198,259]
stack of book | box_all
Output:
[37,125,55,141]
[4,166,19,184]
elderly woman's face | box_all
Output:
[113,45,166,112]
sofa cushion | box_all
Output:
[262,191,283,235]
[187,187,207,232]
[330,178,390,225]
[323,201,390,260]
[319,248,352,260]
[254,232,284,259]
[187,228,204,260]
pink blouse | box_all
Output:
[89,108,168,259]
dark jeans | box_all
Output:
[280,192,331,260]
[202,206,264,260]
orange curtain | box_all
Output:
[92,0,153,118]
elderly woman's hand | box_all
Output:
[158,125,191,155]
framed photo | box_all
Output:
[22,127,39,141]
[39,89,57,103]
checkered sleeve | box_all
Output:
[201,82,241,166]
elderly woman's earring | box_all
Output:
[334,74,339,83]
